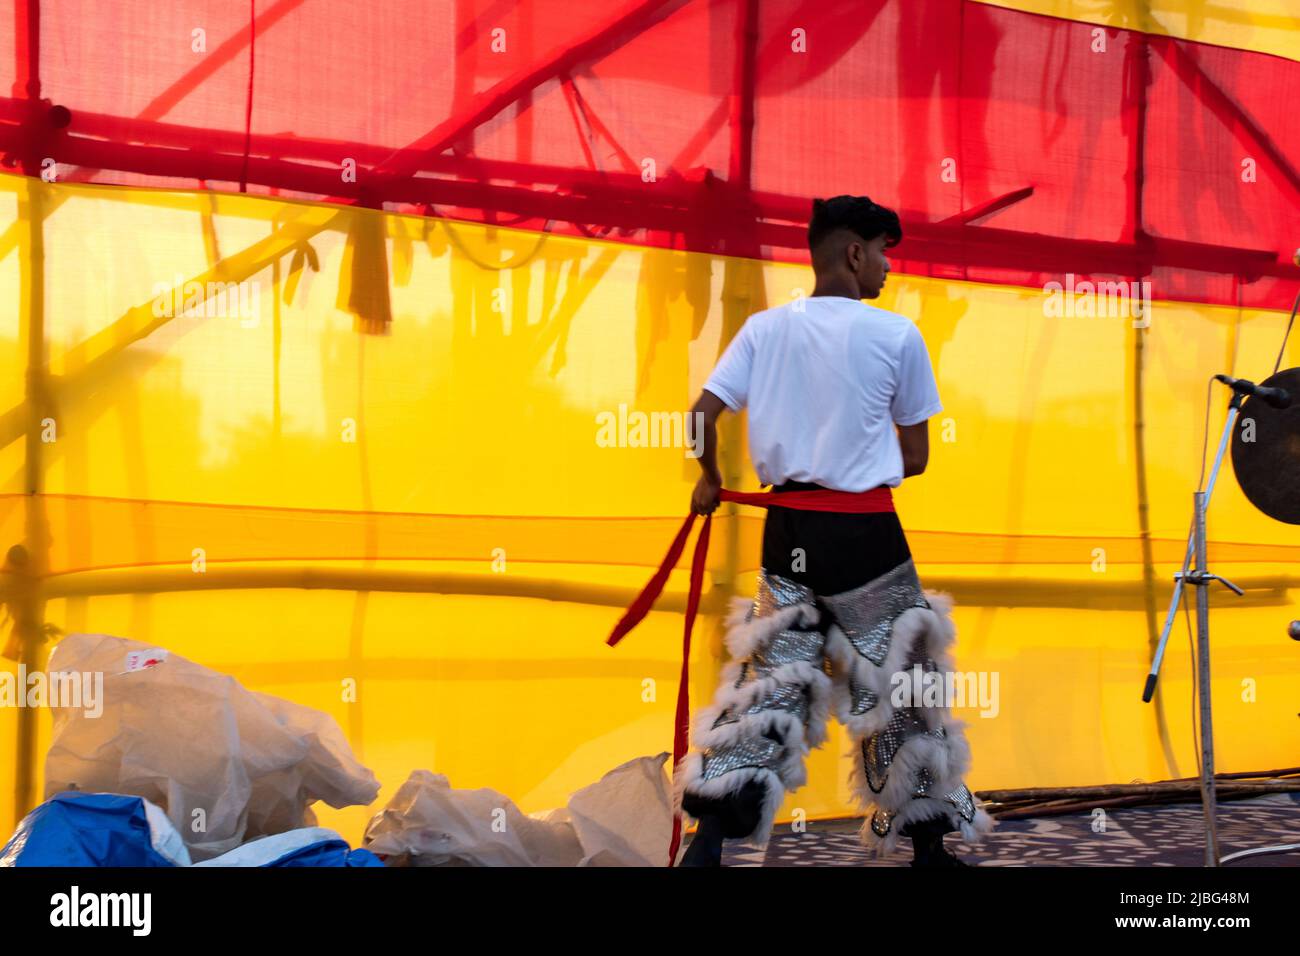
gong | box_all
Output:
[1230,367,1300,524]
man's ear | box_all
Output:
[845,239,863,272]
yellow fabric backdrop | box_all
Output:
[1,172,1297,846]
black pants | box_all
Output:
[760,480,911,595]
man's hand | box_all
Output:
[688,390,728,514]
[691,472,722,515]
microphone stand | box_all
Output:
[1142,385,1246,867]
[1165,276,1300,866]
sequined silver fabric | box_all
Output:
[699,737,783,782]
[751,626,824,671]
[826,560,975,839]
[693,570,824,793]
[712,684,810,730]
[861,708,946,794]
[870,808,893,837]
[905,642,939,672]
[819,558,929,665]
[732,661,749,689]
[847,676,879,716]
[869,781,977,840]
[913,767,935,798]
[753,570,815,618]
[942,784,977,823]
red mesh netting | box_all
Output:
[0,0,1296,308]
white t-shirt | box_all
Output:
[703,296,942,492]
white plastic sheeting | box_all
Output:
[194,827,355,867]
[364,754,675,866]
[44,633,380,861]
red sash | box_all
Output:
[606,486,894,865]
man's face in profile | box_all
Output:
[852,234,891,299]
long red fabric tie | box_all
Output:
[605,486,895,865]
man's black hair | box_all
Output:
[807,195,902,253]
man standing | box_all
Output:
[678,195,993,866]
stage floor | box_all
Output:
[716,793,1300,866]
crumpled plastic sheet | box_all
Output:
[363,753,675,866]
[43,633,380,862]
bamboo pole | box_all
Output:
[985,782,1300,821]
[31,564,720,612]
[7,563,1296,611]
[9,0,50,829]
[0,204,345,451]
[13,177,50,830]
[978,773,1300,804]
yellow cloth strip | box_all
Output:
[975,0,1299,62]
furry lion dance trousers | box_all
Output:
[677,484,995,854]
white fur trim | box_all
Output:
[722,596,819,660]
[676,591,827,847]
[691,660,833,749]
[858,795,997,857]
[831,588,995,857]
[824,588,960,738]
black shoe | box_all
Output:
[681,780,769,840]
[679,780,770,867]
[906,816,970,867]
[680,815,724,867]
[909,844,970,867]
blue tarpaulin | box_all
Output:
[1,793,383,867]
[196,828,385,868]
[0,793,183,867]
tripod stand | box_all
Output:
[1142,388,1246,868]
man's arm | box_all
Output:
[689,389,728,513]
[897,419,930,477]
[892,322,941,478]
